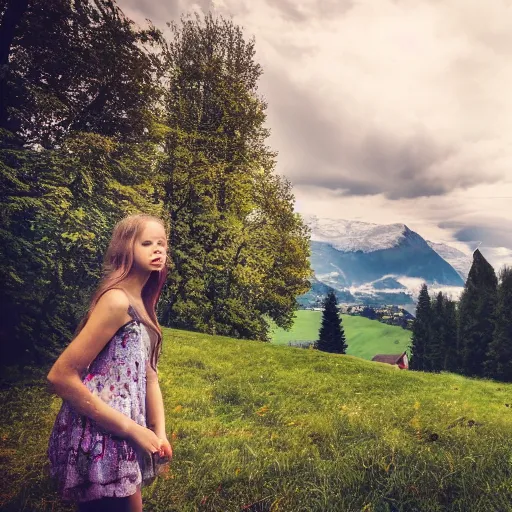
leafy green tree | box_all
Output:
[484,266,512,381]
[316,291,347,354]
[0,0,165,365]
[458,249,497,377]
[1,4,312,367]
[2,0,165,147]
[158,13,311,340]
[410,284,431,371]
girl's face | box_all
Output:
[132,220,168,273]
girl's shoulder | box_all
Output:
[96,288,131,314]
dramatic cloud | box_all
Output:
[118,0,512,265]
[261,68,465,200]
[440,218,512,251]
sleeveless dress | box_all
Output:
[48,304,158,502]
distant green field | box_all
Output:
[269,309,411,360]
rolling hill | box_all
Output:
[269,310,411,360]
[2,327,512,511]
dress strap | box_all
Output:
[128,304,142,322]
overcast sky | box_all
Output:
[119,0,512,271]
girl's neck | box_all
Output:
[121,269,151,301]
[120,271,158,335]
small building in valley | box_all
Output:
[371,352,409,369]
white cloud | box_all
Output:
[118,0,512,267]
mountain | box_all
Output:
[305,216,413,253]
[300,215,465,306]
[297,275,356,308]
[426,241,472,281]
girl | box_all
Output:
[47,214,173,512]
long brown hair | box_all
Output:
[75,214,168,369]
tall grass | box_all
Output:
[1,328,512,511]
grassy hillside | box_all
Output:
[270,310,411,360]
[2,328,512,511]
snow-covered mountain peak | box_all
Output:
[426,241,473,281]
[302,214,411,253]
[298,215,466,306]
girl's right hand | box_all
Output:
[129,424,164,457]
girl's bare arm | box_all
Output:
[47,289,158,450]
[146,365,166,437]
[146,366,173,457]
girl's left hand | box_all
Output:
[157,436,173,459]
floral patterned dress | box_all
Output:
[48,304,158,502]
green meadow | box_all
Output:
[2,328,512,511]
[269,310,411,360]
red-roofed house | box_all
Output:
[371,352,409,369]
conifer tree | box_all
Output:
[484,266,512,381]
[427,292,445,372]
[428,292,458,373]
[442,298,458,372]
[410,284,431,371]
[316,291,347,354]
[458,249,497,377]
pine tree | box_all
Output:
[428,292,458,373]
[427,292,445,372]
[316,291,347,354]
[443,298,458,372]
[410,284,431,371]
[484,266,512,381]
[458,249,498,377]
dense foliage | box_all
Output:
[458,249,497,377]
[484,266,512,381]
[0,0,165,365]
[409,284,431,371]
[0,2,311,365]
[157,13,311,340]
[410,251,511,382]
